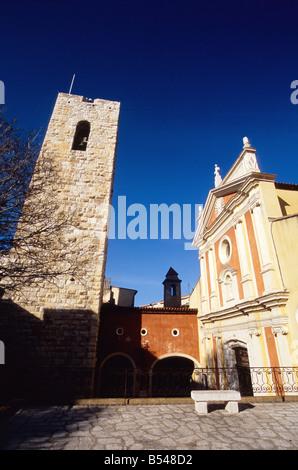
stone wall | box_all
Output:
[0,93,120,401]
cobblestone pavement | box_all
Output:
[0,402,297,451]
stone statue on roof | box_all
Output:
[214,164,222,188]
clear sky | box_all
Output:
[1,0,298,305]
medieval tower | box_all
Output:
[23,92,121,314]
[0,92,120,399]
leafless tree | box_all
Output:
[0,109,83,294]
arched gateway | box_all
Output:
[150,355,198,397]
[97,354,136,398]
[96,353,201,398]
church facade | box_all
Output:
[190,137,298,397]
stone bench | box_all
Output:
[191,390,241,414]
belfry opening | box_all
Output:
[72,120,90,151]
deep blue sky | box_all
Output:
[1,0,298,305]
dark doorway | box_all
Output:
[151,356,194,397]
[234,347,253,396]
[98,355,135,398]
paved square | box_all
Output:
[0,402,297,450]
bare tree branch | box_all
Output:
[0,109,87,294]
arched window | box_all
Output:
[72,121,90,151]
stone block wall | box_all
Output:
[0,93,120,400]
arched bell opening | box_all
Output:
[72,121,90,151]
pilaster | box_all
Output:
[250,201,278,294]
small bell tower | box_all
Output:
[163,267,182,307]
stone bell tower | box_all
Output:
[5,92,120,399]
[13,92,120,315]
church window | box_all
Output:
[219,236,232,265]
[171,285,176,296]
[72,121,90,151]
[140,328,148,336]
[172,328,180,337]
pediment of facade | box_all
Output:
[193,138,277,249]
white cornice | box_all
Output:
[212,172,276,198]
[198,290,289,324]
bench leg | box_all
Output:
[194,401,208,414]
[225,401,239,413]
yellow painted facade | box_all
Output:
[191,137,298,396]
[272,215,298,366]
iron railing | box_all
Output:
[250,367,298,395]
[1,365,297,400]
[97,366,298,399]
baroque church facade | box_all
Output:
[190,137,298,397]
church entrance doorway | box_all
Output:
[234,347,253,396]
[151,356,195,397]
